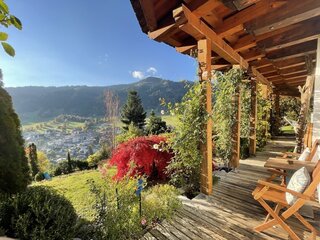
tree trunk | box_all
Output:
[295,75,315,153]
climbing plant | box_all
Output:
[213,68,244,164]
[256,84,272,148]
[240,81,251,158]
[164,82,208,194]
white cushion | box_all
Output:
[311,146,320,162]
[298,148,310,161]
[286,167,310,205]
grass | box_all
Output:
[23,120,86,133]
[161,115,179,127]
[281,125,295,135]
[34,169,116,220]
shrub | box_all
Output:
[143,184,181,222]
[83,179,181,240]
[75,160,89,171]
[104,136,173,181]
[0,186,77,240]
[116,123,144,144]
[34,172,45,182]
[87,145,110,168]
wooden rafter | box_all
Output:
[215,0,286,38]
[139,0,157,31]
[248,0,320,35]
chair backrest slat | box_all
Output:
[306,139,319,162]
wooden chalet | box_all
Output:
[130,0,320,197]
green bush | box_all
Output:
[0,186,77,240]
[87,145,111,168]
[34,172,45,182]
[143,184,181,222]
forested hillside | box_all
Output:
[6,77,190,123]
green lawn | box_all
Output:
[34,169,116,220]
[280,125,295,135]
[23,120,86,133]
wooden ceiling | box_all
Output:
[130,0,319,96]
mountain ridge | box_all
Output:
[6,77,191,123]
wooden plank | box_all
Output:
[198,38,213,195]
[251,58,273,69]
[175,45,196,55]
[257,18,320,51]
[249,0,320,36]
[242,49,265,62]
[267,40,317,60]
[251,67,272,87]
[216,0,286,38]
[232,23,299,52]
[249,78,257,155]
[264,158,317,172]
[190,0,221,17]
[273,55,312,69]
[179,4,249,69]
[139,0,157,31]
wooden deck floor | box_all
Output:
[142,138,320,240]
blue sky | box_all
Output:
[2,1,197,87]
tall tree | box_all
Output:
[27,143,39,177]
[0,86,30,193]
[146,110,167,135]
[67,151,72,173]
[105,89,120,149]
[121,90,146,130]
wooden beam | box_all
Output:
[139,0,157,31]
[198,38,213,195]
[178,4,249,69]
[251,58,273,69]
[279,65,306,75]
[267,40,317,60]
[176,44,196,54]
[273,55,311,69]
[232,23,298,52]
[248,0,320,36]
[257,18,320,51]
[252,67,272,87]
[249,78,257,155]
[242,49,265,62]
[215,0,286,38]
[259,65,278,74]
[188,0,221,17]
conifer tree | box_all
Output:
[121,90,146,130]
[146,110,167,135]
[28,143,39,177]
[0,86,30,193]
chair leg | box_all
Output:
[264,203,282,223]
[254,199,300,240]
[293,212,318,240]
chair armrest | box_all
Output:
[283,152,300,157]
[267,168,287,176]
[257,180,312,201]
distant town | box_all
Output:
[22,115,117,163]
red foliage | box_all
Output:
[104,136,173,181]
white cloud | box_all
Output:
[147,67,157,75]
[132,70,144,79]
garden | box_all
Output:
[0,63,301,239]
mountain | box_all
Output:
[6,77,191,123]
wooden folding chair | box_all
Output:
[252,160,320,240]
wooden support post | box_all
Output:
[312,38,320,148]
[249,78,257,156]
[198,38,213,195]
[273,93,281,136]
[230,81,241,168]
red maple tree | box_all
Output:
[103,136,173,181]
